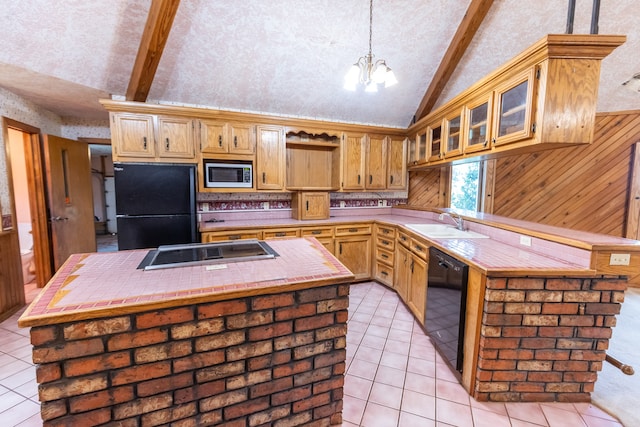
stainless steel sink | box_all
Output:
[404,223,488,239]
[139,240,278,270]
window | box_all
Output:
[451,162,481,211]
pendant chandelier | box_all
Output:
[344,0,398,92]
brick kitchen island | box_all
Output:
[18,237,354,426]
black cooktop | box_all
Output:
[138,240,278,270]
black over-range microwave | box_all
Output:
[203,160,253,188]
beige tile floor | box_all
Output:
[0,281,625,426]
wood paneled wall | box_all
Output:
[0,232,26,321]
[493,111,640,236]
[407,170,443,207]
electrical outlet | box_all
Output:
[378,200,383,207]
[438,213,445,221]
[519,235,532,247]
[262,201,269,210]
[610,253,631,266]
[340,201,346,208]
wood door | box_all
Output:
[342,133,365,190]
[387,137,407,190]
[43,135,96,270]
[394,244,410,300]
[199,120,228,153]
[229,123,255,154]
[256,125,285,190]
[365,135,387,189]
[112,112,155,159]
[157,116,195,159]
[335,235,371,280]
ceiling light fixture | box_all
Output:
[344,0,397,92]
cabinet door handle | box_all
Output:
[339,243,343,254]
[410,261,414,273]
[262,172,266,183]
[306,201,309,211]
[357,175,361,184]
[483,140,488,147]
[165,138,170,150]
[218,135,223,147]
[369,175,372,184]
[143,136,147,149]
[234,136,238,147]
[390,175,394,184]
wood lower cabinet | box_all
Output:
[394,243,410,301]
[300,227,334,254]
[395,234,428,322]
[335,236,372,281]
[202,230,263,242]
[406,252,427,323]
[256,125,285,190]
[291,192,329,220]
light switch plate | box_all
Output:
[610,253,631,266]
[519,235,532,246]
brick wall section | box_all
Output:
[30,284,349,426]
[474,276,626,402]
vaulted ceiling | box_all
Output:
[0,0,638,129]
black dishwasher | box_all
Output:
[425,247,469,373]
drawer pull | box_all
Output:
[229,235,241,240]
[381,240,390,245]
[275,232,286,237]
[381,253,389,259]
[311,230,322,235]
[380,271,388,276]
[414,245,423,252]
[348,228,358,233]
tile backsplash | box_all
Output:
[197,191,408,212]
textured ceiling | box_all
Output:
[0,0,638,128]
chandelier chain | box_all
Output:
[368,0,373,57]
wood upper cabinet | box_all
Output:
[427,119,444,162]
[342,132,366,190]
[111,112,195,162]
[112,113,156,159]
[365,135,388,189]
[492,67,536,147]
[463,94,493,154]
[255,125,285,190]
[157,116,195,159]
[291,192,330,220]
[200,120,255,155]
[443,108,464,159]
[387,137,407,190]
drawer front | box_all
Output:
[263,228,300,239]
[300,227,334,238]
[335,224,372,236]
[374,261,394,287]
[397,230,411,248]
[376,236,395,251]
[376,247,394,266]
[376,225,396,239]
[203,230,263,242]
[411,238,428,260]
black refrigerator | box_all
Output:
[114,163,198,250]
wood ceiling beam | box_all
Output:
[126,0,181,102]
[413,0,494,123]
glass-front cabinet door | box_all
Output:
[408,137,417,165]
[464,94,492,154]
[413,128,428,165]
[443,109,463,159]
[427,120,443,162]
[493,67,536,146]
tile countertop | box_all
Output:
[199,207,640,276]
[18,238,354,328]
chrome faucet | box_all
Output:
[439,212,465,231]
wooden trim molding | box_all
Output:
[126,0,181,102]
[626,142,640,240]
